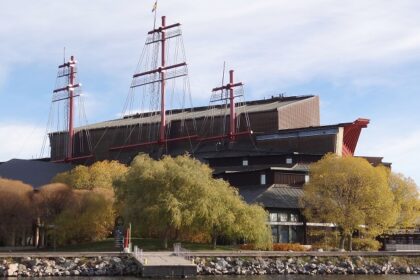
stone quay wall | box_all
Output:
[0,256,138,277]
[194,255,420,276]
[2,254,420,277]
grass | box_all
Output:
[37,238,236,252]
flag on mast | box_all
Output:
[152,1,157,12]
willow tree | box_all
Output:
[301,154,398,250]
[115,154,271,249]
[388,172,420,229]
[52,160,128,191]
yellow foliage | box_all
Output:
[52,160,127,191]
[387,172,420,228]
[301,154,398,248]
[115,154,272,249]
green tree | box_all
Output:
[301,154,398,250]
[115,154,271,249]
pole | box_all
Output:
[229,70,235,140]
[159,16,166,143]
[68,56,75,160]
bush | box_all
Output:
[239,243,255,250]
[352,238,381,251]
[239,243,307,251]
[272,243,307,251]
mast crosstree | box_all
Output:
[112,15,197,152]
[42,55,93,162]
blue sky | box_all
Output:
[0,0,419,184]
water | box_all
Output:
[28,276,420,280]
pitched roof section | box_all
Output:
[75,95,315,131]
[237,184,304,209]
[0,159,72,189]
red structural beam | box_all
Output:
[109,135,198,152]
[342,118,370,156]
[133,62,187,78]
[58,60,76,68]
[51,154,94,163]
[53,83,80,93]
[148,23,181,34]
[212,82,243,92]
[198,130,252,143]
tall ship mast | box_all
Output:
[41,55,93,163]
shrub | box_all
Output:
[239,243,307,251]
[239,243,255,250]
[272,243,307,251]
[352,238,381,251]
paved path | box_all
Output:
[189,250,420,257]
[1,250,420,258]
[0,252,126,258]
[135,252,194,266]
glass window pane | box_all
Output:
[279,213,288,222]
[271,226,279,243]
[260,174,266,185]
[279,226,289,243]
[269,213,278,222]
[290,213,299,222]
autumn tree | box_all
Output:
[387,172,420,229]
[0,178,34,246]
[52,160,128,191]
[301,154,398,250]
[115,154,272,249]
[53,190,115,245]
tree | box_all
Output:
[53,189,115,245]
[52,160,128,191]
[301,154,398,250]
[0,178,34,246]
[115,154,272,249]
[387,172,420,228]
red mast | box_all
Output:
[68,56,75,159]
[159,16,166,144]
[53,56,80,161]
[211,69,244,141]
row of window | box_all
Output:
[242,158,293,166]
[269,212,299,223]
[271,225,303,243]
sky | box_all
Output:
[0,0,419,184]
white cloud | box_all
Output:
[1,0,420,98]
[0,122,46,161]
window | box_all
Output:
[260,174,266,185]
[286,158,293,164]
[290,213,299,222]
[269,213,278,222]
[242,159,248,166]
[279,213,288,222]
[271,226,279,243]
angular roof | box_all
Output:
[74,95,315,131]
[0,159,72,189]
[237,184,304,209]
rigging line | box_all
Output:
[123,44,147,116]
[180,36,197,134]
[40,102,54,157]
[81,95,93,152]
